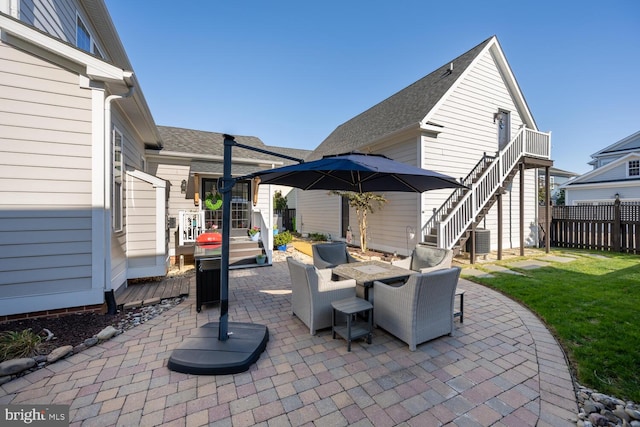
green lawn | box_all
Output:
[465,250,640,402]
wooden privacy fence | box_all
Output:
[546,202,640,253]
[274,208,296,232]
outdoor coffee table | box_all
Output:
[332,260,413,302]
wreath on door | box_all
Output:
[205,192,222,210]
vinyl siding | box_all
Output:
[362,140,422,255]
[0,42,99,315]
[148,158,192,258]
[424,49,536,250]
[110,109,148,287]
[297,190,341,238]
[583,164,630,182]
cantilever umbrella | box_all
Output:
[168,143,466,377]
[253,151,465,193]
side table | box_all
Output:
[454,290,465,323]
[331,297,373,351]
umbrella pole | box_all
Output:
[217,136,234,341]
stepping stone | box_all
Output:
[506,260,550,270]
[461,268,495,278]
[541,255,577,263]
[483,264,524,275]
[584,253,609,259]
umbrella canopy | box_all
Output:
[253,152,465,193]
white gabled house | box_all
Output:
[562,130,640,205]
[297,36,553,257]
[0,0,166,318]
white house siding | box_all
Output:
[360,139,422,256]
[566,187,623,205]
[585,164,629,182]
[0,42,101,316]
[147,158,192,259]
[424,49,536,250]
[297,190,341,239]
[109,111,147,290]
[126,171,168,278]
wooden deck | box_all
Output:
[116,277,192,309]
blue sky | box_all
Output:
[105,0,639,175]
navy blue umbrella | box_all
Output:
[253,152,465,193]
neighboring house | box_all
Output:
[297,36,553,256]
[0,1,165,318]
[538,167,579,204]
[147,126,309,264]
[562,130,640,205]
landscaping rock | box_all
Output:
[46,345,73,363]
[0,358,35,376]
[96,325,118,340]
[84,337,98,347]
[588,413,608,426]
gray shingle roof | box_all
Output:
[154,126,310,166]
[158,126,311,176]
[309,36,494,160]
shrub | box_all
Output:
[274,231,293,247]
[308,232,327,242]
[0,329,43,362]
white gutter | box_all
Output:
[103,79,135,294]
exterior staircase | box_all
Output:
[424,127,552,253]
[229,230,267,268]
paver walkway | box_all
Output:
[0,253,578,426]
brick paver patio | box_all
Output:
[0,252,578,426]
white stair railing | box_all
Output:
[179,210,205,245]
[436,127,551,249]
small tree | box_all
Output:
[273,190,288,210]
[331,191,386,252]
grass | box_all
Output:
[465,250,640,402]
[0,329,43,362]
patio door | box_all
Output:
[202,178,250,232]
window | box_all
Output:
[76,15,103,57]
[76,16,91,52]
[113,128,123,232]
[628,160,639,177]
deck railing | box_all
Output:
[435,127,551,249]
[178,210,205,245]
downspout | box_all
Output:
[103,76,135,314]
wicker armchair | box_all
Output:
[391,244,453,274]
[286,257,356,335]
[312,242,358,269]
[373,267,461,350]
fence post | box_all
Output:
[613,198,621,252]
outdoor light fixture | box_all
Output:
[181,179,187,194]
[615,193,620,201]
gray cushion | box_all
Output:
[316,245,348,265]
[410,246,447,271]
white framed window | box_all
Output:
[76,14,103,57]
[113,127,123,232]
[628,160,639,177]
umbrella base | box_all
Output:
[167,322,269,375]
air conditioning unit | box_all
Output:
[466,228,491,255]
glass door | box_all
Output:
[202,178,250,232]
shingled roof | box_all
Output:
[153,126,311,175]
[310,36,494,160]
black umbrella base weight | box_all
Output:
[167,322,269,375]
